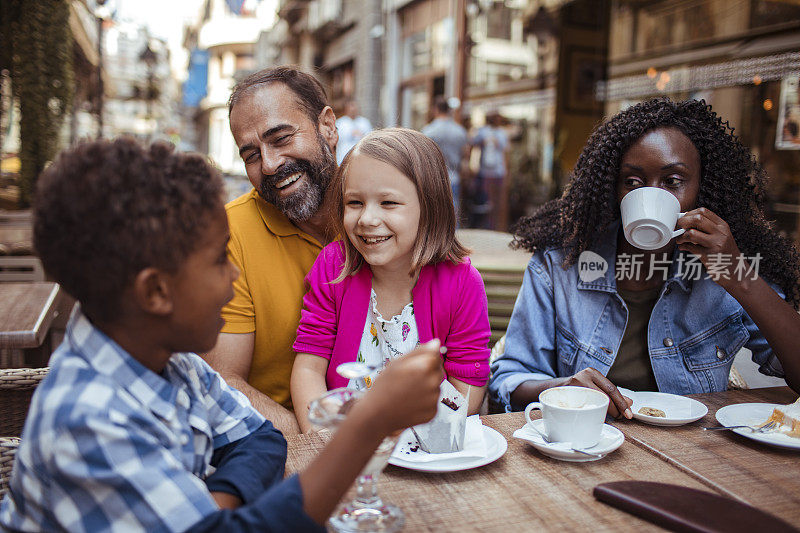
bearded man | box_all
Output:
[204,67,338,435]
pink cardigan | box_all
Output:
[293,242,491,390]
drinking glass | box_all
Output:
[308,387,404,532]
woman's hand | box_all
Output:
[675,207,746,291]
[565,368,633,419]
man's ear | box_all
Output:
[318,106,339,154]
[132,268,173,316]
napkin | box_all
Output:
[392,415,487,463]
[412,379,469,453]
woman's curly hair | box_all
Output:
[512,97,800,308]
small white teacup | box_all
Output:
[620,187,686,250]
[524,386,609,448]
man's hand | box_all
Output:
[565,368,633,419]
[298,339,443,524]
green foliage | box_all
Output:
[4,0,73,207]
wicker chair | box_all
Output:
[0,367,48,437]
[0,437,20,498]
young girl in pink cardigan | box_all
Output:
[291,128,491,432]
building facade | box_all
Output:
[183,0,274,175]
[602,0,800,242]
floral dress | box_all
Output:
[349,288,420,390]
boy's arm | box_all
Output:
[204,332,300,435]
[299,340,443,522]
[42,344,442,532]
[204,420,288,505]
[47,411,320,532]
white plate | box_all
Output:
[387,426,507,472]
[617,387,708,426]
[513,419,624,462]
[715,403,800,450]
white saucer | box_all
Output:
[618,387,708,426]
[513,419,624,462]
[715,403,800,451]
[388,426,507,472]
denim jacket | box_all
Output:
[489,223,785,410]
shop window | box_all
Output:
[328,62,354,112]
[402,18,454,78]
[751,1,800,29]
[486,2,513,40]
[235,53,254,72]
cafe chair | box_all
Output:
[0,437,20,498]
[0,256,45,282]
[0,367,48,437]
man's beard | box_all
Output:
[257,135,335,222]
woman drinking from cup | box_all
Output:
[489,97,800,418]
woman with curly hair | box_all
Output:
[488,97,800,418]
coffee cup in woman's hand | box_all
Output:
[621,187,686,250]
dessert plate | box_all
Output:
[715,403,800,450]
[388,426,507,472]
[617,387,708,426]
[513,419,624,462]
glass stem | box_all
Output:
[355,473,382,507]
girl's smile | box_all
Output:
[343,153,421,277]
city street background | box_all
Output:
[2,0,798,387]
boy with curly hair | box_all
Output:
[0,138,442,532]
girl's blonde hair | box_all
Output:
[328,127,469,281]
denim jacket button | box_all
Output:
[716,346,726,360]
[663,337,674,347]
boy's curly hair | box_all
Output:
[34,138,225,322]
[512,97,800,308]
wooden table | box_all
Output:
[617,387,800,518]
[286,388,800,531]
[0,282,64,368]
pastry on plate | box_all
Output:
[638,406,666,418]
[762,398,800,438]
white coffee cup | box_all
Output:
[620,187,686,250]
[524,386,609,448]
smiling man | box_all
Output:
[203,67,338,434]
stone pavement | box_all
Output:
[456,229,530,269]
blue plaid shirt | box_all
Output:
[0,308,322,532]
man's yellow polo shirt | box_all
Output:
[222,189,323,409]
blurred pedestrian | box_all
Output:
[336,99,372,165]
[470,111,509,231]
[422,96,468,221]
